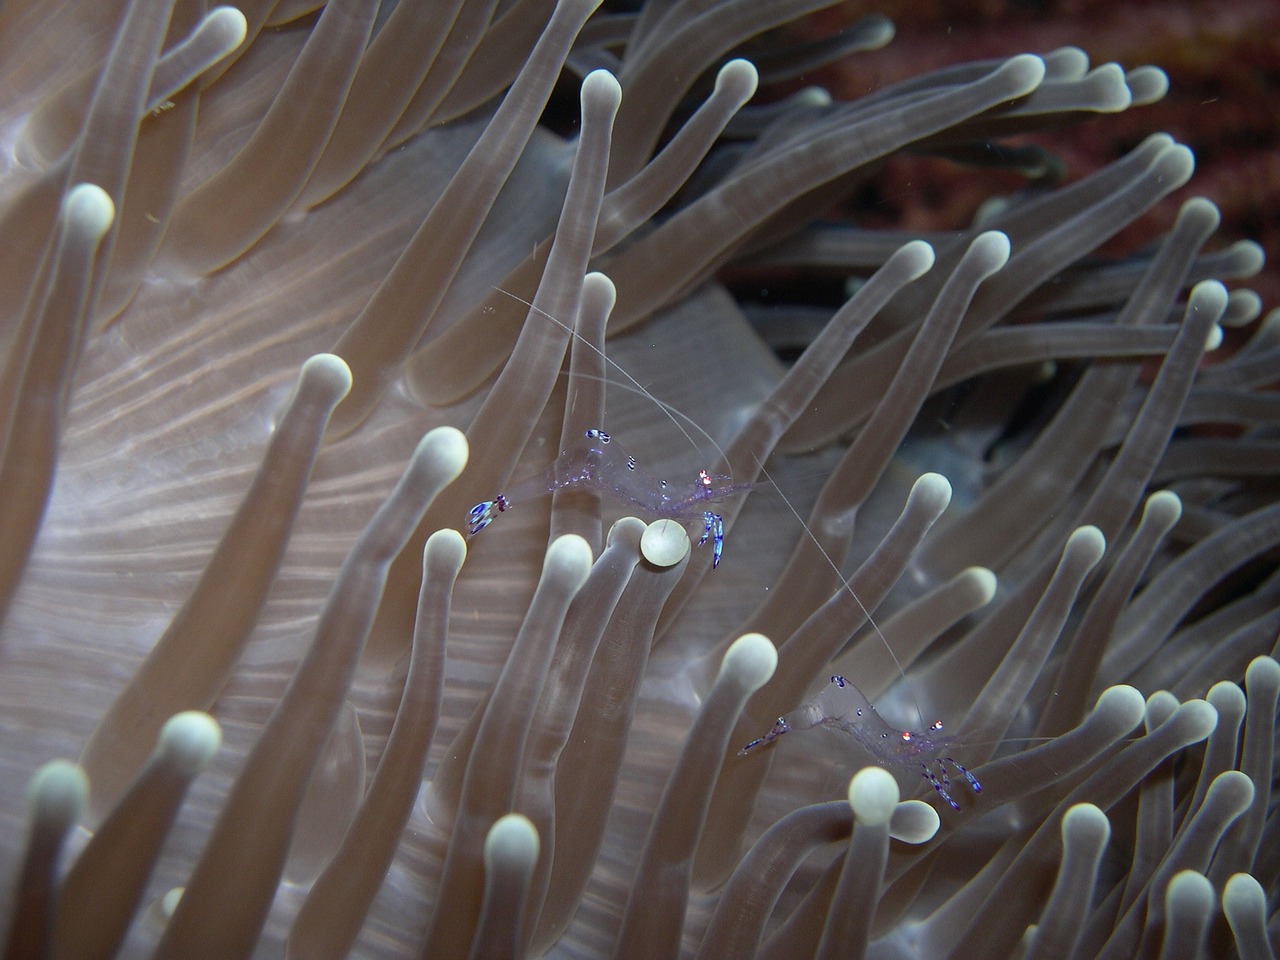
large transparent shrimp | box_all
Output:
[740,675,982,811]
[466,429,759,567]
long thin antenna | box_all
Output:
[493,287,730,467]
[751,454,928,731]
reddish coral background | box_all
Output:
[803,1,1280,305]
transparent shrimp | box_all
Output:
[740,675,982,811]
[485,291,934,736]
[466,429,759,567]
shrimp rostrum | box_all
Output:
[741,675,982,811]
[467,429,756,567]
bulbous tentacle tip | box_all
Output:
[424,527,467,573]
[582,69,623,112]
[849,767,899,826]
[1000,53,1047,95]
[910,473,952,515]
[415,426,469,476]
[718,633,777,692]
[544,534,594,590]
[894,238,935,278]
[1221,873,1267,936]
[299,354,353,402]
[641,517,690,568]
[969,230,1011,276]
[1095,685,1147,728]
[484,814,540,871]
[205,7,249,50]
[1165,870,1214,916]
[1126,65,1169,105]
[1061,802,1110,846]
[1243,654,1280,688]
[1085,63,1132,112]
[1175,699,1220,743]
[961,567,998,605]
[1143,490,1182,526]
[156,711,222,778]
[64,183,115,238]
[1065,525,1106,569]
[889,800,940,844]
[715,59,759,102]
[28,760,88,825]
[1150,142,1196,188]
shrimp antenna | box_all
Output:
[490,286,734,470]
[751,454,931,732]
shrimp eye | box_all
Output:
[930,720,944,733]
[900,731,914,743]
[698,468,712,488]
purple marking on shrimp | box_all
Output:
[740,674,981,811]
[465,429,756,567]
[466,494,509,536]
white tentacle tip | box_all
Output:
[581,274,618,324]
[641,518,690,567]
[971,230,1011,273]
[897,239,935,278]
[889,800,939,843]
[156,711,222,777]
[544,534,594,591]
[1177,698,1219,742]
[1095,685,1146,728]
[718,633,777,692]
[716,59,759,101]
[206,7,249,47]
[1145,689,1181,723]
[1143,489,1182,527]
[1065,524,1106,567]
[425,527,467,574]
[1244,655,1280,688]
[582,69,623,110]
[299,353,353,400]
[1126,65,1168,104]
[911,472,952,514]
[412,426,469,483]
[848,767,899,826]
[1061,803,1110,847]
[484,814,540,871]
[64,183,115,237]
[1001,54,1047,93]
[1152,143,1196,187]
[1205,680,1245,714]
[1204,770,1254,814]
[29,760,89,824]
[157,887,184,919]
[1166,870,1214,913]
[1222,873,1265,921]
[960,567,997,605]
[606,516,647,548]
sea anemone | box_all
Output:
[0,1,1275,959]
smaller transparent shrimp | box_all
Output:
[466,429,757,567]
[740,674,982,811]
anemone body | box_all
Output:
[0,2,1276,959]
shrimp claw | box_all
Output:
[738,716,790,755]
[698,511,725,568]
[920,756,982,811]
[467,495,509,536]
